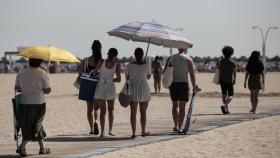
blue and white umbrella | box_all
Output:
[108,20,193,56]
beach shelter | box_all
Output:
[19,46,80,63]
[108,20,193,57]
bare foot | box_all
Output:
[141,131,151,137]
[16,148,27,157]
[250,109,256,114]
[108,131,116,136]
[100,133,105,138]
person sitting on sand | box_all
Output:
[152,56,163,93]
[244,51,265,114]
[217,46,237,114]
[94,48,121,137]
[125,48,151,138]
[15,58,51,157]
[164,48,196,133]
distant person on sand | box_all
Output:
[244,51,265,114]
[15,58,51,157]
[77,40,102,135]
[164,48,196,133]
[152,56,163,93]
[125,48,151,138]
[95,48,121,137]
[217,46,237,114]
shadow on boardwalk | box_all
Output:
[193,112,249,116]
[45,135,132,142]
[0,155,23,158]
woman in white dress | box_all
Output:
[95,48,121,137]
[126,48,151,138]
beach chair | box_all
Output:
[183,86,201,135]
[12,93,22,148]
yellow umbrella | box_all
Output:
[19,46,80,63]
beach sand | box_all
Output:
[92,115,280,158]
[0,72,279,157]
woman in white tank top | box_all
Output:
[95,48,121,137]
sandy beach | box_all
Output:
[92,115,280,158]
[0,72,279,157]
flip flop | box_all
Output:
[16,148,27,157]
[250,111,256,114]
[93,122,99,135]
[39,148,51,155]
[225,106,230,114]
[177,129,184,134]
[141,131,151,137]
[221,106,227,114]
[100,133,105,138]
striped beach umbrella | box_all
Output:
[108,20,193,56]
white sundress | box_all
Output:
[94,62,116,100]
[126,63,151,102]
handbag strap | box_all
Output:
[216,59,221,69]
[125,81,129,92]
[167,55,173,66]
[84,58,89,72]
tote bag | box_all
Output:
[162,56,174,88]
[118,81,131,107]
[78,58,99,101]
[212,68,220,85]
[74,58,90,90]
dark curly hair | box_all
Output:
[222,46,234,58]
[107,48,118,60]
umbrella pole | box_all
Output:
[144,39,151,60]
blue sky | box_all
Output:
[0,0,279,58]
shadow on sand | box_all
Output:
[45,135,132,142]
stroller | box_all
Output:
[12,93,22,148]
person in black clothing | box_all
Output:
[217,46,237,114]
[77,40,103,134]
[152,56,163,93]
[244,51,265,114]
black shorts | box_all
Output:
[169,82,189,102]
[220,82,234,96]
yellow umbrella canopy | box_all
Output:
[19,46,80,63]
